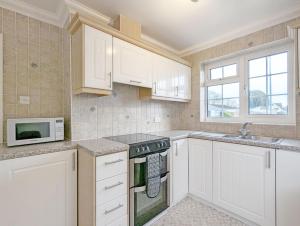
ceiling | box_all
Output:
[2,0,300,55]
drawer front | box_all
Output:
[96,152,127,181]
[96,195,127,226]
[96,173,127,205]
[107,215,128,226]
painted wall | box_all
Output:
[183,17,300,138]
[0,8,70,141]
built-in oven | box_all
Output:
[129,149,170,226]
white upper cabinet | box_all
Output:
[113,37,153,88]
[71,24,113,95]
[276,150,300,226]
[0,150,77,226]
[152,55,174,97]
[151,54,191,101]
[213,142,275,226]
[188,139,213,202]
[84,25,113,90]
[171,139,189,205]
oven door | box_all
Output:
[130,174,170,226]
[130,150,169,188]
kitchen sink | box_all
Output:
[223,134,282,144]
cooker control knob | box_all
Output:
[136,147,140,153]
[157,143,161,148]
[141,146,145,152]
[161,141,165,147]
[146,146,150,152]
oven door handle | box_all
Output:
[133,174,168,193]
[133,150,168,164]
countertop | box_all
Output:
[151,130,300,153]
[1,130,300,161]
[77,138,129,156]
[0,138,129,161]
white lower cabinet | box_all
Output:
[171,139,189,205]
[213,142,275,226]
[188,139,213,202]
[276,150,300,226]
[78,150,128,226]
[0,150,77,226]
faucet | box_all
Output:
[239,122,252,137]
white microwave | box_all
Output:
[7,118,64,147]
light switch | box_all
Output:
[19,96,30,105]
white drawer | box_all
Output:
[96,173,127,205]
[107,215,128,226]
[96,152,127,181]
[96,195,127,226]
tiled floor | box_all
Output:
[152,197,249,226]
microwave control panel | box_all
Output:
[55,118,64,141]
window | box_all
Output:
[202,42,295,124]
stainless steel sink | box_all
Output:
[223,134,281,144]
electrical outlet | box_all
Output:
[19,96,30,105]
[153,116,161,123]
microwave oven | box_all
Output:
[7,118,64,147]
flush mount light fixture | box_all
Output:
[191,0,199,2]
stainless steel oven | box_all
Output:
[129,149,170,226]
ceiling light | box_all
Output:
[191,0,199,2]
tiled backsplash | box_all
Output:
[1,8,69,141]
[71,84,186,141]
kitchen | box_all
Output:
[0,0,300,226]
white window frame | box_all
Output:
[202,41,295,125]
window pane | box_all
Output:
[270,73,287,95]
[249,95,267,114]
[223,64,237,77]
[249,57,266,77]
[208,99,222,117]
[207,85,222,99]
[270,52,287,74]
[223,83,239,98]
[210,67,222,80]
[223,98,239,117]
[249,77,266,96]
[270,95,288,115]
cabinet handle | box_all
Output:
[108,72,112,88]
[130,80,141,84]
[175,143,178,156]
[72,152,76,171]
[104,159,123,165]
[104,181,123,190]
[104,204,123,215]
[176,86,179,96]
[153,82,157,94]
[265,151,271,169]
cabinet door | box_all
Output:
[0,150,77,226]
[174,63,191,100]
[172,139,189,205]
[277,150,300,226]
[152,55,174,98]
[188,139,212,201]
[113,38,152,88]
[213,142,275,226]
[84,25,112,90]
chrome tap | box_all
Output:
[239,122,252,137]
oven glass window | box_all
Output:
[134,154,168,187]
[134,179,168,226]
[15,122,50,140]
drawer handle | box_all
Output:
[104,181,123,190]
[130,80,141,84]
[104,159,124,165]
[104,204,123,215]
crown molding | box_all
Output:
[65,0,111,24]
[0,0,66,27]
[179,5,300,57]
[141,34,180,54]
